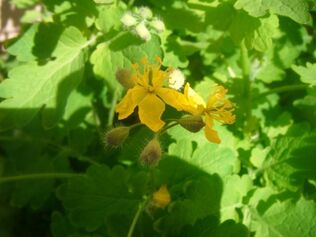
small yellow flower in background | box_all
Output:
[152,185,171,208]
[115,57,187,132]
[182,83,235,143]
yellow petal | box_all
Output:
[156,87,187,111]
[116,86,147,120]
[181,83,205,115]
[138,94,165,132]
[206,86,226,108]
[204,115,220,143]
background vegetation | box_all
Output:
[0,0,316,236]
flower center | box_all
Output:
[147,86,155,93]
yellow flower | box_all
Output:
[152,185,171,208]
[115,57,187,132]
[183,83,235,143]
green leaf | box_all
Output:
[155,176,222,236]
[95,5,123,33]
[191,143,238,177]
[90,34,162,90]
[152,157,223,236]
[168,125,239,178]
[234,0,312,25]
[229,12,279,52]
[51,211,106,237]
[263,125,316,191]
[292,63,316,86]
[58,165,149,231]
[43,0,97,28]
[0,27,88,130]
[7,24,38,62]
[220,175,252,221]
[205,3,278,51]
[157,1,205,33]
[181,216,249,237]
[253,198,316,237]
[0,135,71,209]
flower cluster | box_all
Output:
[121,7,165,41]
[114,57,235,145]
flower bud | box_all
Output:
[168,69,185,90]
[151,19,165,33]
[104,126,130,148]
[178,115,205,133]
[139,138,161,167]
[152,185,171,208]
[135,21,151,41]
[121,12,137,27]
[138,7,153,19]
[116,69,135,89]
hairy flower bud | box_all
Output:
[152,185,171,208]
[121,12,137,27]
[151,19,165,33]
[116,69,134,89]
[104,126,130,147]
[178,115,205,133]
[135,21,151,41]
[138,7,153,19]
[140,138,161,167]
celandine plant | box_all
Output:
[107,57,235,158]
[0,0,316,237]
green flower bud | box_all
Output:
[178,115,205,133]
[116,69,135,89]
[140,138,162,167]
[104,126,130,148]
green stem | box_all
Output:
[106,31,127,45]
[127,201,146,237]
[108,88,120,127]
[0,173,82,184]
[257,84,308,99]
[240,41,252,129]
[0,134,98,165]
[240,41,250,78]
[158,121,179,135]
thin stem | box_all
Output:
[127,201,146,237]
[106,31,127,45]
[108,88,121,127]
[240,41,250,78]
[257,84,308,99]
[158,121,179,135]
[129,123,142,129]
[0,173,82,184]
[0,134,98,165]
[240,41,252,130]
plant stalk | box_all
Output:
[0,173,82,184]
[240,41,252,130]
[127,201,146,237]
